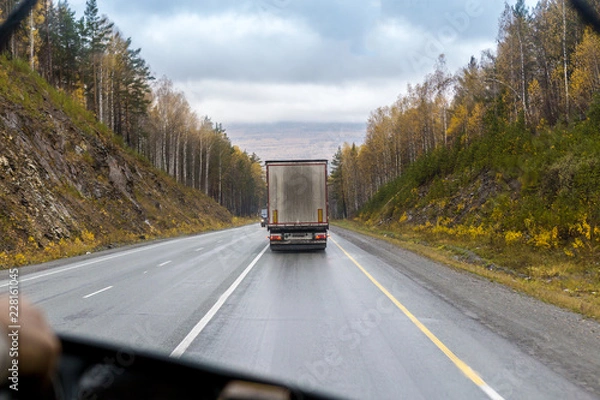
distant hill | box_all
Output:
[226,121,365,163]
[0,58,231,267]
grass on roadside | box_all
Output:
[0,218,259,269]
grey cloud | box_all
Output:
[78,0,513,123]
[280,0,380,53]
[96,0,236,17]
[97,0,379,52]
[140,30,410,85]
[381,0,503,40]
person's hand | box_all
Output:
[0,295,61,384]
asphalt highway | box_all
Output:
[1,224,598,399]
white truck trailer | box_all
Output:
[265,160,329,250]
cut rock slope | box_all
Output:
[0,59,230,263]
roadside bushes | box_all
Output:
[359,114,600,261]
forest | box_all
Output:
[330,0,600,258]
[331,0,599,215]
[0,0,265,216]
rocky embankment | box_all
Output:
[0,59,231,266]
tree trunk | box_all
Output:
[204,145,211,196]
[99,64,104,123]
[518,28,528,124]
[29,12,34,70]
[563,0,570,122]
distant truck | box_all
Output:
[265,160,329,250]
[260,208,268,227]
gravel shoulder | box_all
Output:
[332,225,600,397]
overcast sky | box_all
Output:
[69,0,539,125]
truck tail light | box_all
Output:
[314,233,327,240]
[270,234,283,241]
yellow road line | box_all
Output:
[331,237,505,400]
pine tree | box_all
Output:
[81,0,113,121]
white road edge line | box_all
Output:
[481,384,505,400]
[83,286,113,299]
[170,243,270,358]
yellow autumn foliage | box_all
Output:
[504,230,523,245]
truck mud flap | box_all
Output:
[270,243,327,252]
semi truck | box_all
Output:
[265,160,329,250]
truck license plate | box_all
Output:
[289,233,311,239]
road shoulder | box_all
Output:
[331,225,600,397]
